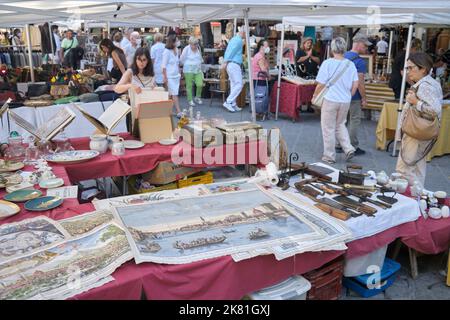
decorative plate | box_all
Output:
[0,200,20,219]
[6,183,34,193]
[24,196,63,212]
[39,178,64,189]
[4,189,42,202]
[158,138,178,146]
[0,173,23,188]
[0,162,25,173]
[44,150,100,164]
[124,140,145,149]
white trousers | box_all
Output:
[321,99,355,161]
[226,62,243,105]
[396,134,428,187]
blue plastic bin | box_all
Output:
[342,258,401,298]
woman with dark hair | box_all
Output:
[11,28,23,51]
[251,39,271,120]
[396,52,443,187]
[162,34,182,117]
[99,38,127,82]
[114,47,155,94]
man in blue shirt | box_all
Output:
[341,34,371,156]
[222,29,245,112]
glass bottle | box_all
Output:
[54,130,74,153]
[37,139,54,159]
[4,135,26,165]
[24,136,40,165]
[195,111,201,121]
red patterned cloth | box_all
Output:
[270,81,316,121]
[63,135,269,183]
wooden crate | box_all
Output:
[177,171,213,188]
[303,256,344,300]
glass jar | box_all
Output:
[4,136,26,165]
[24,136,40,165]
[54,130,74,153]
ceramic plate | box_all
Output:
[24,196,63,212]
[6,183,35,193]
[45,150,100,164]
[0,173,23,188]
[39,178,64,189]
[124,140,145,149]
[4,189,43,202]
[0,200,20,219]
[0,162,25,172]
[158,138,178,146]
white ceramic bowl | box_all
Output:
[441,206,449,218]
[428,207,442,219]
[395,179,409,193]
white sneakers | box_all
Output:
[188,100,195,107]
[194,97,203,105]
[223,102,236,112]
[223,101,242,112]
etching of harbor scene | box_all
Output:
[113,187,325,264]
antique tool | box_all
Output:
[311,183,336,195]
[294,182,322,201]
[315,202,351,221]
[343,188,373,198]
[344,189,392,209]
[338,165,366,186]
[317,198,362,218]
[376,185,398,204]
[333,195,377,216]
[343,184,377,192]
[307,164,334,176]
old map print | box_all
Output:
[59,210,115,236]
[113,187,326,264]
[0,217,69,263]
[0,223,132,300]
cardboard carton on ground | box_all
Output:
[142,161,202,185]
[135,100,174,143]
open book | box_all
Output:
[8,107,76,141]
[73,99,131,135]
[0,98,12,118]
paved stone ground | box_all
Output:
[179,96,450,299]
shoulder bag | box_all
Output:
[401,82,440,141]
[312,59,352,109]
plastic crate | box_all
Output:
[248,276,311,300]
[177,171,213,188]
[303,256,344,300]
[342,258,401,298]
[128,175,178,194]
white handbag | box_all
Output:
[312,60,352,109]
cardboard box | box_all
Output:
[142,161,202,185]
[135,100,174,143]
[129,88,169,131]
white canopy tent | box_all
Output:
[277,11,450,155]
[1,1,449,122]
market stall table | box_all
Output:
[270,82,316,121]
[62,135,269,183]
[376,101,450,161]
[0,101,127,142]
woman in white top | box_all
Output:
[180,36,204,107]
[162,35,182,117]
[313,37,359,164]
[114,47,155,94]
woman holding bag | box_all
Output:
[396,52,443,187]
[312,37,359,164]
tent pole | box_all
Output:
[234,18,237,36]
[25,24,35,83]
[387,30,393,74]
[244,9,256,123]
[106,21,111,37]
[275,23,285,120]
[392,23,413,157]
[48,22,54,64]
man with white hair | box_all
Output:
[126,31,141,66]
[222,27,246,112]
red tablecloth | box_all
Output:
[345,221,418,259]
[0,165,80,225]
[270,82,316,121]
[401,197,450,255]
[62,136,268,183]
